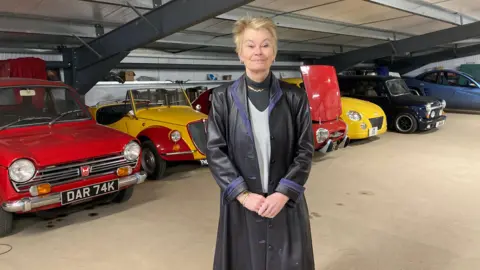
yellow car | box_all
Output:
[88,86,208,180]
[340,97,387,139]
[281,77,387,140]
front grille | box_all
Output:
[13,154,138,193]
[369,117,384,129]
[188,120,207,154]
[430,108,443,118]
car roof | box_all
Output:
[0,77,71,88]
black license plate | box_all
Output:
[61,180,119,205]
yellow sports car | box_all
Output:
[340,97,387,139]
[281,77,387,140]
[88,85,208,180]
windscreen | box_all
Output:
[385,79,411,96]
[128,88,190,109]
[0,86,90,130]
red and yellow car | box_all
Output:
[88,84,208,180]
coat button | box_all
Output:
[249,176,257,180]
[269,224,273,228]
[270,135,274,140]
[268,245,273,250]
[259,240,266,244]
[270,159,275,164]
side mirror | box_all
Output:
[410,89,420,95]
[127,110,135,118]
[469,82,477,88]
[195,104,202,111]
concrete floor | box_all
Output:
[1,112,480,270]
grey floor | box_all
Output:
[1,112,479,270]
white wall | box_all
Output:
[404,54,480,77]
[120,69,301,82]
[116,49,301,81]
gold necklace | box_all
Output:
[247,85,265,92]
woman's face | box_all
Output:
[238,27,276,74]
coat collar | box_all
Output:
[229,73,283,140]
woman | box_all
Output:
[206,16,315,270]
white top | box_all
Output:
[247,98,271,193]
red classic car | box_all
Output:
[190,65,349,153]
[299,65,349,152]
[0,78,146,237]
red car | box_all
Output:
[190,65,349,153]
[0,78,146,237]
[299,65,349,152]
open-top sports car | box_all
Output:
[88,83,208,180]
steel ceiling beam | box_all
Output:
[384,44,480,74]
[64,0,253,95]
[367,0,477,25]
[217,5,412,41]
[313,20,480,72]
[0,15,354,56]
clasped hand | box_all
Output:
[238,192,289,218]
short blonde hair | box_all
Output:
[232,16,278,55]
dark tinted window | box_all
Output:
[338,77,379,97]
[420,72,438,83]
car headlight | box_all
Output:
[195,104,202,111]
[441,100,446,108]
[170,130,181,142]
[123,141,141,161]
[316,128,329,143]
[347,110,361,121]
[8,159,36,183]
[425,103,432,112]
[430,110,436,118]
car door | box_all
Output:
[449,73,480,110]
[418,71,459,107]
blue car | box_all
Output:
[403,69,480,111]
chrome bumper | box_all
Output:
[339,135,350,148]
[2,172,147,213]
[318,139,333,153]
[318,136,350,154]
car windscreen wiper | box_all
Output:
[48,110,84,126]
[0,117,52,131]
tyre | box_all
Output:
[394,113,418,134]
[0,208,13,238]
[113,186,134,203]
[141,140,167,180]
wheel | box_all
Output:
[394,113,418,134]
[141,140,167,180]
[0,208,13,238]
[113,186,134,203]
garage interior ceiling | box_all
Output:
[1,0,480,70]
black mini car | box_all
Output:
[337,75,447,134]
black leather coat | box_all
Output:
[206,74,315,270]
